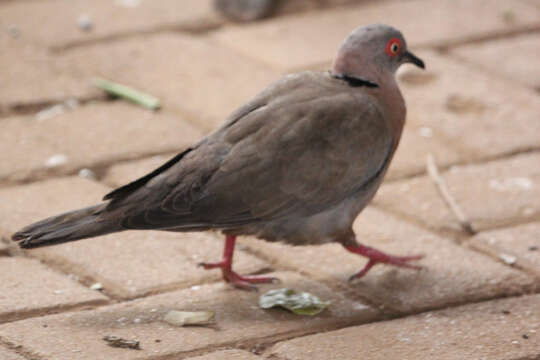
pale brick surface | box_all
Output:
[452,33,540,89]
[266,294,540,360]
[0,272,377,360]
[2,0,540,357]
[0,32,98,113]
[469,223,540,278]
[391,51,540,176]
[0,177,267,298]
[102,153,176,187]
[0,0,217,49]
[375,153,540,233]
[187,349,260,360]
[0,257,107,323]
[0,347,26,360]
[63,33,279,131]
[214,0,540,71]
[0,103,202,182]
[239,207,535,314]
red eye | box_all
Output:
[386,38,402,56]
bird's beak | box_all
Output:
[402,50,425,69]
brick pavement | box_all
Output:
[0,1,539,359]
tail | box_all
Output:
[12,204,122,249]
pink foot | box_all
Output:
[344,243,424,281]
[198,235,279,291]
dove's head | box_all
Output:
[332,24,425,79]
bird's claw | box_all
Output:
[198,261,279,291]
[347,252,425,282]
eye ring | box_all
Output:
[386,38,402,57]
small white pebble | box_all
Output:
[90,282,103,291]
[53,290,64,294]
[117,317,128,323]
[190,285,201,291]
[78,168,97,180]
[45,154,68,168]
[418,126,433,138]
[511,340,519,345]
[77,14,93,31]
[352,302,370,311]
[115,0,141,7]
[499,253,517,265]
[36,104,65,122]
[134,318,141,324]
[150,308,158,313]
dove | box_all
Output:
[13,24,425,290]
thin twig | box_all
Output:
[426,154,475,235]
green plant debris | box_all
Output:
[94,78,161,110]
[259,288,330,316]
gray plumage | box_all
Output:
[13,24,425,275]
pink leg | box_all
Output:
[344,242,424,281]
[198,235,278,290]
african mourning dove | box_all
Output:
[13,24,425,290]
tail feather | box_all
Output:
[12,204,121,248]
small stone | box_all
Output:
[77,15,93,32]
[528,246,538,251]
[102,335,140,350]
[418,127,433,138]
[90,282,103,291]
[163,310,215,327]
[7,25,20,38]
[78,168,97,180]
[36,104,66,122]
[499,253,517,265]
[214,0,277,22]
[45,154,68,168]
[522,334,529,339]
[115,0,141,7]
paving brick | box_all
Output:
[375,153,540,233]
[0,31,98,113]
[102,153,176,187]
[393,51,540,174]
[386,123,461,180]
[266,294,540,360]
[0,257,108,323]
[187,349,259,360]
[469,222,540,279]
[0,272,378,360]
[0,0,218,49]
[63,33,280,131]
[452,33,540,89]
[238,207,535,314]
[0,346,26,360]
[0,102,202,182]
[0,177,267,299]
[213,0,540,71]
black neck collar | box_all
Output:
[331,73,379,88]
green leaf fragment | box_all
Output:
[259,288,330,316]
[94,78,161,110]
